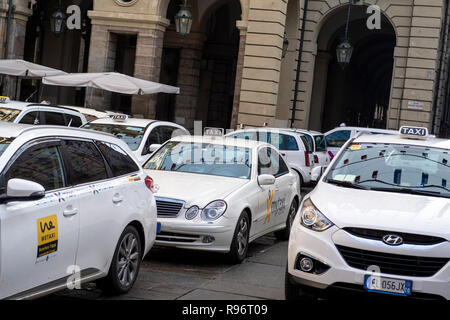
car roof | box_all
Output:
[325,126,398,135]
[0,121,34,138]
[0,100,34,110]
[354,133,450,150]
[227,127,306,136]
[291,128,323,136]
[88,117,156,127]
[172,135,273,149]
[1,100,86,115]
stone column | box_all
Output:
[131,26,166,118]
[171,32,205,132]
[230,20,247,130]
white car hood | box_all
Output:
[145,170,249,207]
[310,182,450,240]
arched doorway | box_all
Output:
[159,0,241,130]
[308,5,396,132]
[22,0,93,105]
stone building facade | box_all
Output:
[1,0,449,136]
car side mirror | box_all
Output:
[258,174,276,186]
[311,166,323,182]
[149,144,162,154]
[5,178,45,202]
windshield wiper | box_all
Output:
[326,179,370,190]
[370,187,450,198]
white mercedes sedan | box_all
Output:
[143,135,300,263]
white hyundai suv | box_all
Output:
[0,122,157,299]
[286,126,450,300]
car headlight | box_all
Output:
[185,206,199,220]
[300,198,333,232]
[201,200,227,221]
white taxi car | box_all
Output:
[286,126,450,300]
[143,135,300,263]
[0,96,87,126]
[82,115,189,164]
[0,122,157,299]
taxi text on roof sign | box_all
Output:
[204,127,224,136]
[109,114,128,121]
[0,96,10,103]
[399,126,428,138]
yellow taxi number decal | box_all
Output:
[349,144,362,151]
[37,215,58,258]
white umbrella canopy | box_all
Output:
[42,72,180,95]
[0,59,67,78]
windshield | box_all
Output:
[83,123,145,151]
[325,142,450,198]
[0,137,14,157]
[144,141,252,179]
[314,135,326,152]
[0,107,21,122]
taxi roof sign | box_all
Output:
[0,96,11,104]
[399,126,428,139]
[109,114,128,122]
[204,127,224,136]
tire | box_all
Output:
[274,198,298,241]
[100,225,142,295]
[228,211,250,264]
[285,265,315,301]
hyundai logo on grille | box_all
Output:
[382,234,403,246]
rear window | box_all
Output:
[314,135,327,152]
[325,130,351,148]
[96,141,140,177]
[299,135,313,153]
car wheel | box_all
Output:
[100,225,142,295]
[274,198,298,241]
[228,211,250,264]
[285,265,315,301]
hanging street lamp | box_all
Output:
[50,6,66,36]
[175,0,193,36]
[336,1,353,69]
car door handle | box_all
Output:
[112,194,124,204]
[63,207,78,217]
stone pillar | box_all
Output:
[230,20,247,130]
[387,0,443,130]
[131,26,166,118]
[236,0,288,127]
[172,33,205,131]
[0,0,31,97]
[308,51,332,131]
[86,10,169,113]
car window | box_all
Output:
[145,141,252,179]
[82,123,145,151]
[258,147,289,177]
[298,135,312,153]
[19,111,40,125]
[143,126,164,155]
[43,111,66,126]
[0,137,13,157]
[6,145,65,191]
[230,132,257,141]
[325,130,351,148]
[0,107,21,122]
[314,135,327,152]
[96,141,140,177]
[62,140,108,185]
[282,134,299,151]
[66,115,82,127]
[301,134,314,152]
[160,126,181,142]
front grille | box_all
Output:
[155,198,184,218]
[336,245,449,277]
[344,227,447,246]
[156,232,200,243]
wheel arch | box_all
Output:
[127,220,146,253]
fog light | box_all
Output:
[299,257,314,272]
[202,236,215,243]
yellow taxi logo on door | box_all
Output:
[264,190,274,224]
[37,215,58,260]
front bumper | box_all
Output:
[155,217,235,252]
[288,224,450,300]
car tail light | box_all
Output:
[304,151,311,167]
[314,154,319,164]
[145,176,155,192]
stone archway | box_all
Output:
[308,3,396,132]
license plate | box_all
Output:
[364,275,412,296]
[156,222,161,234]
